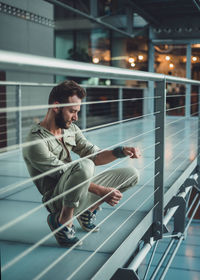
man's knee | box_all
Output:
[127,166,140,185]
[121,166,140,190]
[78,158,95,179]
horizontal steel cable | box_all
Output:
[0,126,160,196]
[164,130,199,174]
[0,111,160,154]
[166,126,187,140]
[0,137,17,143]
[81,112,158,133]
[0,96,160,114]
[0,141,159,234]
[0,130,7,135]
[165,149,200,185]
[166,94,197,98]
[2,157,159,272]
[66,190,160,280]
[165,111,198,127]
[0,130,19,136]
[34,172,160,280]
[0,122,18,129]
[167,127,199,153]
[166,146,195,173]
[166,105,186,112]
[166,102,199,113]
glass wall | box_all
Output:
[155,44,187,77]
[191,44,200,116]
[155,44,187,116]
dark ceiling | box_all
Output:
[127,0,200,26]
[46,0,200,40]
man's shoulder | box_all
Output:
[64,123,81,134]
[23,124,46,152]
[26,124,43,139]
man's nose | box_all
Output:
[73,113,78,121]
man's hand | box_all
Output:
[89,183,122,206]
[123,146,141,159]
[102,187,123,206]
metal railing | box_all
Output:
[0,50,200,280]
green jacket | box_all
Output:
[23,123,100,196]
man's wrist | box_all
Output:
[89,183,105,196]
[112,146,126,158]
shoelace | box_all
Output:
[89,212,96,224]
[63,224,76,238]
[68,225,75,236]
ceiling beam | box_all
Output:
[192,0,200,12]
[46,0,136,38]
[127,0,160,26]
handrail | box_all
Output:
[0,50,200,85]
[0,81,145,90]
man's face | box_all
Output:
[55,95,81,129]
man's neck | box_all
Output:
[40,119,62,137]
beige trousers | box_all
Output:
[48,158,140,215]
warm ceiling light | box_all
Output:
[93,57,99,64]
[165,56,171,61]
[128,57,135,63]
[131,62,136,67]
[138,55,144,61]
[192,56,197,62]
[169,63,174,69]
[183,57,187,63]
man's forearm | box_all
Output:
[94,150,116,165]
[89,182,106,196]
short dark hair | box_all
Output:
[48,80,86,105]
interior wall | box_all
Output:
[0,0,54,148]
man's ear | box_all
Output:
[52,101,60,113]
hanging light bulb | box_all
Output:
[169,63,174,69]
[93,57,99,64]
[128,57,135,63]
[192,56,197,62]
[165,56,171,61]
[138,55,144,61]
[131,62,136,67]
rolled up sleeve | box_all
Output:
[72,125,100,161]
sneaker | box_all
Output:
[77,209,100,232]
[47,213,82,247]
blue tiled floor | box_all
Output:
[0,117,199,280]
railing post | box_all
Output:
[16,85,22,147]
[148,38,155,115]
[197,85,200,188]
[143,87,148,116]
[153,79,166,240]
[81,96,87,130]
[186,44,191,117]
[118,87,123,122]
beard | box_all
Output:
[55,109,69,129]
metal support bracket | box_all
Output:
[184,177,200,192]
[165,196,186,234]
[111,268,140,280]
[163,224,169,234]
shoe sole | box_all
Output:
[77,217,100,232]
[47,214,83,247]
